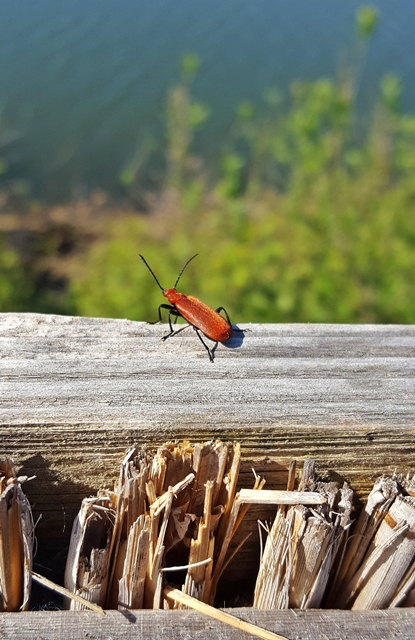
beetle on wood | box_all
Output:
[139,254,234,362]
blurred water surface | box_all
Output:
[0,0,414,200]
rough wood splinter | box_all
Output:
[0,458,34,612]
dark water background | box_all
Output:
[1,0,414,201]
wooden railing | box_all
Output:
[1,313,415,638]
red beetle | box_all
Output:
[140,254,233,361]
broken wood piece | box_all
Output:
[334,474,400,601]
[253,512,292,610]
[149,472,195,515]
[163,586,289,640]
[175,441,242,606]
[390,552,415,607]
[146,489,174,609]
[289,469,353,608]
[236,488,327,506]
[322,482,354,606]
[161,558,212,573]
[64,495,116,610]
[227,473,266,548]
[0,457,34,612]
[213,474,328,610]
[344,494,415,609]
[288,503,334,608]
[182,480,215,603]
[254,459,353,610]
[31,571,105,615]
[211,483,326,606]
[106,447,150,609]
[117,514,150,609]
[64,440,244,611]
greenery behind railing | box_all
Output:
[2,6,415,324]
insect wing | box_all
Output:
[176,295,232,342]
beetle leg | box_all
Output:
[214,306,232,325]
[215,306,246,333]
[156,303,176,323]
[162,308,188,341]
[148,304,176,325]
[194,327,216,363]
[162,324,191,342]
[151,304,185,339]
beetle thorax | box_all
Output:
[163,288,185,304]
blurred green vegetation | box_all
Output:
[0,239,32,311]
[3,6,415,324]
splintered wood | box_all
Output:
[0,458,34,612]
[48,447,415,615]
[333,472,415,609]
[254,459,353,609]
[4,443,415,619]
[64,440,244,610]
[253,462,415,611]
[64,495,116,608]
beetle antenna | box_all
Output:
[174,254,198,289]
[139,254,165,292]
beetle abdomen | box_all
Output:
[174,295,232,342]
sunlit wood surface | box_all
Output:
[1,313,415,637]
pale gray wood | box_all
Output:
[1,313,415,635]
[1,608,415,640]
[2,314,415,483]
[1,313,415,560]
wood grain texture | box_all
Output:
[1,608,415,640]
[2,313,414,479]
[1,313,415,635]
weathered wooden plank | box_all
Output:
[0,608,414,640]
[1,313,415,636]
[1,314,414,481]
